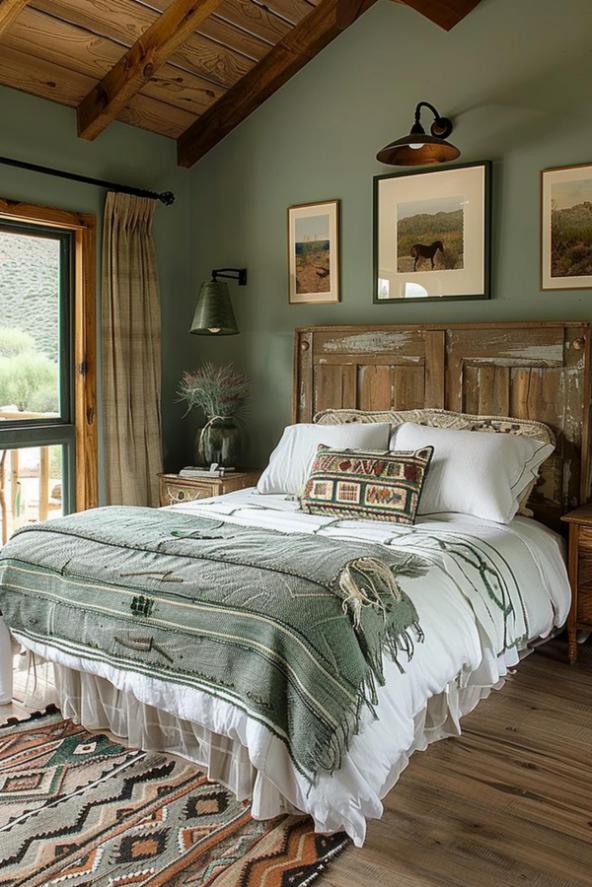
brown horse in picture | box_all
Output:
[410,240,444,271]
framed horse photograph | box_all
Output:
[373,161,491,303]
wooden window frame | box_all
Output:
[0,197,97,511]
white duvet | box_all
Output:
[4,489,571,846]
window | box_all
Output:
[0,200,96,542]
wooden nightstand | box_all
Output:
[561,504,592,663]
[158,471,260,507]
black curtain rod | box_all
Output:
[0,155,175,206]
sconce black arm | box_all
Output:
[212,268,247,286]
[414,101,454,139]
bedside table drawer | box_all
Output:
[577,527,592,549]
[578,592,592,623]
[158,471,261,509]
[161,481,214,506]
[577,545,592,586]
[561,505,592,662]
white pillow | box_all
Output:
[257,423,391,496]
[390,422,554,524]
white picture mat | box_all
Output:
[541,165,592,290]
[376,165,486,300]
[288,201,339,304]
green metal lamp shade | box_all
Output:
[190,280,239,336]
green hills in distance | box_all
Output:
[398,208,463,237]
[551,200,592,277]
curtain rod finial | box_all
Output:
[159,191,175,206]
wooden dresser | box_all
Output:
[561,504,592,664]
[158,471,260,507]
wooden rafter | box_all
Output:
[177,0,374,167]
[0,0,29,36]
[336,0,376,30]
[400,0,482,31]
[77,0,224,141]
[177,0,482,167]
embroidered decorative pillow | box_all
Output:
[300,445,433,525]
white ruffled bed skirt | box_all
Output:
[0,615,12,705]
[5,615,525,846]
[55,663,297,818]
[51,660,499,843]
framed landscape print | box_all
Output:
[373,161,491,302]
[288,200,340,304]
[541,163,592,290]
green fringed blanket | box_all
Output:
[0,507,427,780]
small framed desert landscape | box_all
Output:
[374,162,490,302]
[541,164,592,290]
[288,200,340,304]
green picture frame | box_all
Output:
[373,161,491,303]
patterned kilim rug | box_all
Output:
[0,707,349,886]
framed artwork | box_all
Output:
[288,200,340,304]
[373,161,491,303]
[541,163,592,290]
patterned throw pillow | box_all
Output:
[300,445,433,525]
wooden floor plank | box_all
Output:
[322,639,592,886]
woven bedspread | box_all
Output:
[0,506,427,780]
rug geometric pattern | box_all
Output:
[0,707,349,886]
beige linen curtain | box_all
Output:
[102,192,162,506]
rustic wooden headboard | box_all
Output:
[293,322,592,529]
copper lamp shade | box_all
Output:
[377,101,460,167]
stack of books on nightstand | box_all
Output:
[179,466,236,478]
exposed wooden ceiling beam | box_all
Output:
[178,0,377,167]
[336,0,376,30]
[77,0,224,141]
[399,0,482,31]
[0,0,29,36]
[177,0,482,167]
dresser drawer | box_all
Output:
[161,481,214,506]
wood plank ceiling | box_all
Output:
[0,0,482,166]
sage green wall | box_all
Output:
[184,0,592,470]
[3,0,592,479]
[0,87,194,491]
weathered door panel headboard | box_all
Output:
[293,322,592,529]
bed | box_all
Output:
[0,321,589,847]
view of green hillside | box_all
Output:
[397,208,464,272]
[0,232,59,358]
[551,201,592,277]
[0,232,60,414]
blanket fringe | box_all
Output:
[304,556,426,780]
[337,557,403,628]
[310,623,423,778]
